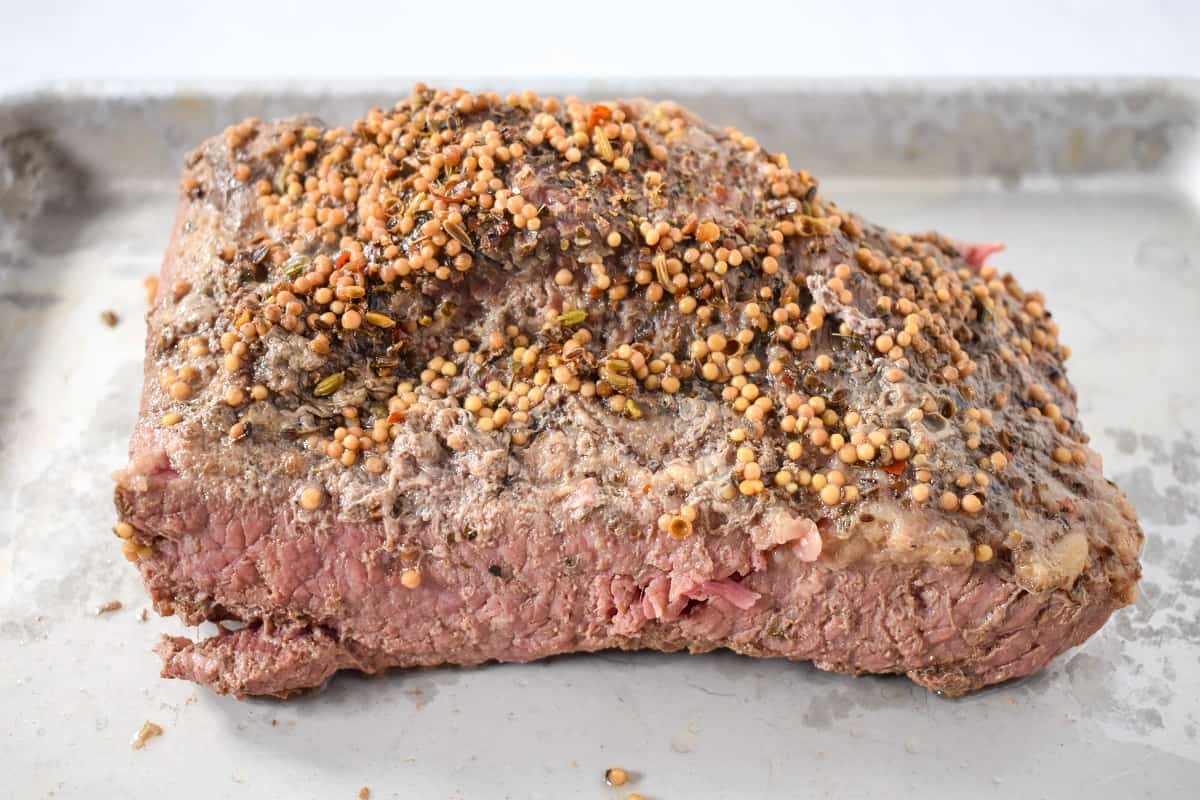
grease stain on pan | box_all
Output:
[1166,538,1200,601]
[1105,429,1200,525]
[1116,466,1200,526]
[1136,238,1192,274]
[0,291,60,308]
[1064,632,1172,737]
[670,720,700,753]
[0,129,88,222]
[801,691,857,729]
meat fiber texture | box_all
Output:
[114,87,1143,698]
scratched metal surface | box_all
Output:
[1,81,1198,799]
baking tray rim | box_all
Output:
[2,75,1199,100]
[3,77,1197,201]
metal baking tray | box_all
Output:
[2,80,1198,799]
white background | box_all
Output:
[0,0,1197,89]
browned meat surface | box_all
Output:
[114,85,1143,698]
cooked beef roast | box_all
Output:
[114,85,1143,698]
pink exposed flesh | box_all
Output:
[687,579,762,610]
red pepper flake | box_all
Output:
[335,251,351,268]
[641,483,652,494]
[386,411,405,424]
[588,104,612,129]
[963,242,1005,269]
[882,460,908,475]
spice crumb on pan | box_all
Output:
[95,599,122,615]
[130,721,163,750]
[604,767,629,786]
[357,787,370,800]
[100,309,119,327]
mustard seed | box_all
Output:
[299,486,325,510]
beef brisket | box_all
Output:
[114,85,1143,698]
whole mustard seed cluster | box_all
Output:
[161,84,1086,544]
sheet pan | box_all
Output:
[1,80,1198,799]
